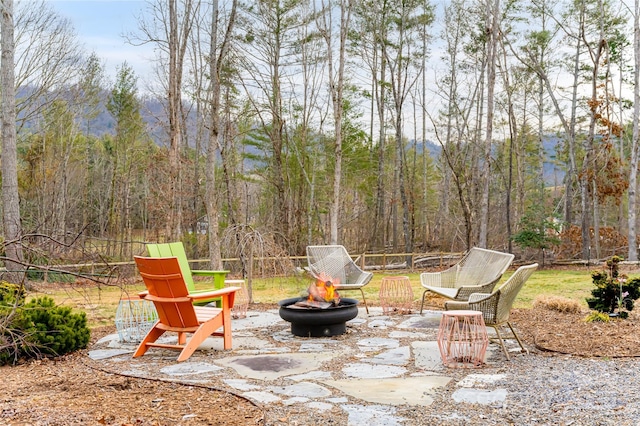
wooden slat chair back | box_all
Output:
[133,256,239,362]
[444,263,538,360]
[146,242,229,306]
[146,242,199,291]
[420,247,514,313]
[306,245,373,313]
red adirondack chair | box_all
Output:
[133,256,239,361]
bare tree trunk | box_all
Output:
[478,0,500,248]
[205,0,237,269]
[319,0,352,245]
[167,0,195,241]
[565,5,584,229]
[629,0,640,262]
[499,41,516,253]
[437,1,464,248]
[373,50,387,251]
[1,0,25,284]
[580,0,606,260]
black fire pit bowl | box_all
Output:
[278,297,359,337]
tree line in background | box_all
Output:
[0,0,639,281]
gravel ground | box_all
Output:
[85,305,640,426]
[412,354,640,426]
[256,333,640,425]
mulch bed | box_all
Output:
[511,308,640,357]
[0,326,265,426]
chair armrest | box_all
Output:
[420,272,442,288]
[188,286,239,301]
[191,269,230,276]
[351,271,373,286]
[466,292,500,323]
[443,300,470,310]
[191,270,230,289]
[144,294,192,303]
[468,293,491,303]
[191,286,240,309]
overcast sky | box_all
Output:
[47,0,154,85]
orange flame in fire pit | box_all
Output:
[308,272,341,304]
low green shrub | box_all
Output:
[1,293,90,365]
[584,311,611,323]
[26,270,76,283]
[0,281,24,305]
[0,282,25,365]
[19,296,90,357]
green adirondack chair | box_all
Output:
[146,242,229,306]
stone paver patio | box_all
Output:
[89,307,524,425]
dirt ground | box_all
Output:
[1,304,639,425]
[0,326,265,426]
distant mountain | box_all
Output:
[542,135,565,187]
[85,95,169,145]
[18,84,566,186]
[17,86,172,146]
[413,136,565,186]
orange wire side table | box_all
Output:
[437,310,488,368]
[379,276,414,315]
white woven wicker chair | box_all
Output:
[419,247,515,314]
[444,263,538,360]
[306,245,373,314]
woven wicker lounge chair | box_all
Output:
[133,256,240,361]
[306,245,373,314]
[419,247,514,313]
[444,263,538,360]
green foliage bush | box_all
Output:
[585,256,640,318]
[26,270,75,283]
[511,208,561,252]
[584,311,611,323]
[0,282,25,364]
[0,281,24,306]
[0,288,90,365]
[19,297,91,357]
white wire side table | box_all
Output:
[115,297,158,343]
[437,310,488,368]
[225,279,249,319]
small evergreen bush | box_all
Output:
[0,281,24,306]
[19,297,90,357]
[0,282,24,364]
[1,289,90,364]
[585,256,640,319]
